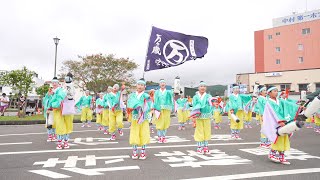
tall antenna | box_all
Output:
[306,0,308,12]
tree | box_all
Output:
[0,66,35,97]
[60,54,139,93]
[36,84,50,98]
[146,81,158,86]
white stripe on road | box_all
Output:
[0,142,259,156]
[29,170,71,179]
[0,142,32,146]
[62,166,140,175]
[181,168,320,180]
[0,124,180,137]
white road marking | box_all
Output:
[29,170,71,179]
[104,158,124,164]
[0,142,32,146]
[62,166,140,176]
[0,123,180,137]
[34,155,131,168]
[181,168,320,180]
[0,142,260,156]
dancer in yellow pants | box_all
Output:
[191,81,213,154]
[108,84,125,140]
[127,78,153,160]
[154,79,174,143]
[76,90,93,128]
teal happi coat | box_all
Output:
[127,92,153,121]
[266,98,299,122]
[43,92,53,118]
[177,98,188,110]
[76,95,93,109]
[154,89,174,111]
[50,87,67,109]
[108,91,121,111]
[226,93,252,114]
[192,93,213,119]
[103,93,110,108]
[255,95,267,115]
[96,98,105,108]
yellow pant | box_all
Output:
[306,117,312,123]
[230,110,244,130]
[129,119,150,146]
[256,114,261,121]
[156,109,171,130]
[315,116,320,126]
[271,135,290,151]
[213,111,222,123]
[109,110,123,133]
[96,113,103,124]
[102,109,110,126]
[81,107,92,122]
[194,119,211,142]
[177,110,187,123]
[53,109,74,135]
[244,111,252,122]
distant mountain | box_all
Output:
[184,85,227,97]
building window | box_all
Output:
[298,84,308,92]
[316,83,320,91]
[302,28,310,35]
[298,44,303,50]
[298,57,304,63]
[275,47,280,52]
[280,84,291,91]
[276,32,281,36]
[276,59,281,64]
[268,35,272,40]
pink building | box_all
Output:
[238,10,320,93]
[255,18,320,73]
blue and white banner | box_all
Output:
[144,26,208,71]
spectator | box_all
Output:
[0,93,10,116]
[17,96,26,118]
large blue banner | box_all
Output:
[144,26,208,71]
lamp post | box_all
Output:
[53,37,60,77]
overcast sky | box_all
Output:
[0,0,319,86]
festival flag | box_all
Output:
[144,26,208,71]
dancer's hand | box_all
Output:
[279,122,285,127]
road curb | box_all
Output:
[0,119,90,125]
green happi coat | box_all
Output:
[177,98,188,110]
[192,93,213,119]
[267,98,299,122]
[154,89,174,111]
[50,87,67,109]
[103,93,110,108]
[127,92,153,121]
[96,98,104,108]
[76,95,93,109]
[43,92,53,118]
[256,96,267,115]
[108,91,122,111]
[226,94,252,113]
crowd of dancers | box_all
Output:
[42,75,320,164]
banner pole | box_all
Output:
[143,26,153,79]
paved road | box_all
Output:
[0,117,319,180]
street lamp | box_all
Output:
[53,37,60,77]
